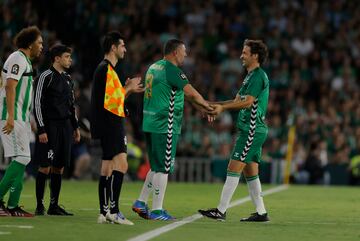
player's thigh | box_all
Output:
[146,132,179,174]
[0,120,31,159]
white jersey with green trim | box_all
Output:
[0,50,33,122]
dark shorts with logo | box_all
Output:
[34,119,73,168]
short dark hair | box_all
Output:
[49,44,72,62]
[244,39,268,65]
[163,39,184,55]
[102,31,124,54]
[14,26,41,49]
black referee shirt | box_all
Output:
[33,66,79,134]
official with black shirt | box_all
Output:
[33,44,80,216]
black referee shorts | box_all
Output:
[100,118,127,160]
[34,119,73,168]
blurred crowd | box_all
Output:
[0,0,359,184]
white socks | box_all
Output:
[217,173,240,214]
[138,170,155,203]
[246,176,266,215]
[152,172,168,211]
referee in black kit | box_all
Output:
[33,44,80,216]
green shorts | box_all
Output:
[231,129,267,164]
[145,132,179,173]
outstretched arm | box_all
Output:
[184,84,213,112]
[208,94,241,105]
[210,95,255,116]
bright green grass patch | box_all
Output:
[0,181,359,241]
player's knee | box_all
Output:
[115,162,128,173]
[100,161,113,176]
[12,156,31,166]
[39,167,51,175]
[51,167,64,174]
[227,160,245,173]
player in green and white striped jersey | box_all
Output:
[0,26,43,217]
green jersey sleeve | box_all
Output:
[166,65,189,90]
[244,72,264,98]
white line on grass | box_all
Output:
[127,185,288,241]
[0,231,11,235]
[0,225,34,229]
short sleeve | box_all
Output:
[5,55,27,81]
[244,72,264,98]
[166,65,189,90]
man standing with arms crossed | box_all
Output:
[132,39,213,220]
[91,31,144,225]
[199,39,270,222]
[33,44,80,216]
[0,26,43,217]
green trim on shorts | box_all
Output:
[245,175,259,182]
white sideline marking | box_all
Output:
[0,225,34,229]
[127,185,288,241]
[0,231,11,235]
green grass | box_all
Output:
[0,181,360,241]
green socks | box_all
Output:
[0,160,26,208]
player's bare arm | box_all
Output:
[183,84,213,113]
[208,94,241,105]
[210,95,255,116]
[2,78,17,134]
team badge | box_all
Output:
[11,64,19,75]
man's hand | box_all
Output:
[2,118,14,134]
[207,114,216,123]
[73,128,81,143]
[125,77,144,94]
[210,104,224,116]
[39,133,48,143]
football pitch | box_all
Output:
[0,181,359,241]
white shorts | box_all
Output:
[0,120,31,158]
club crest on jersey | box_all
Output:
[180,73,187,80]
[11,64,19,75]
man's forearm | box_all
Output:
[208,100,234,105]
[5,85,16,119]
[222,98,253,111]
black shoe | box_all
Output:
[47,205,74,216]
[35,205,46,216]
[198,208,226,221]
[240,212,269,222]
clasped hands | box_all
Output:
[201,102,224,123]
